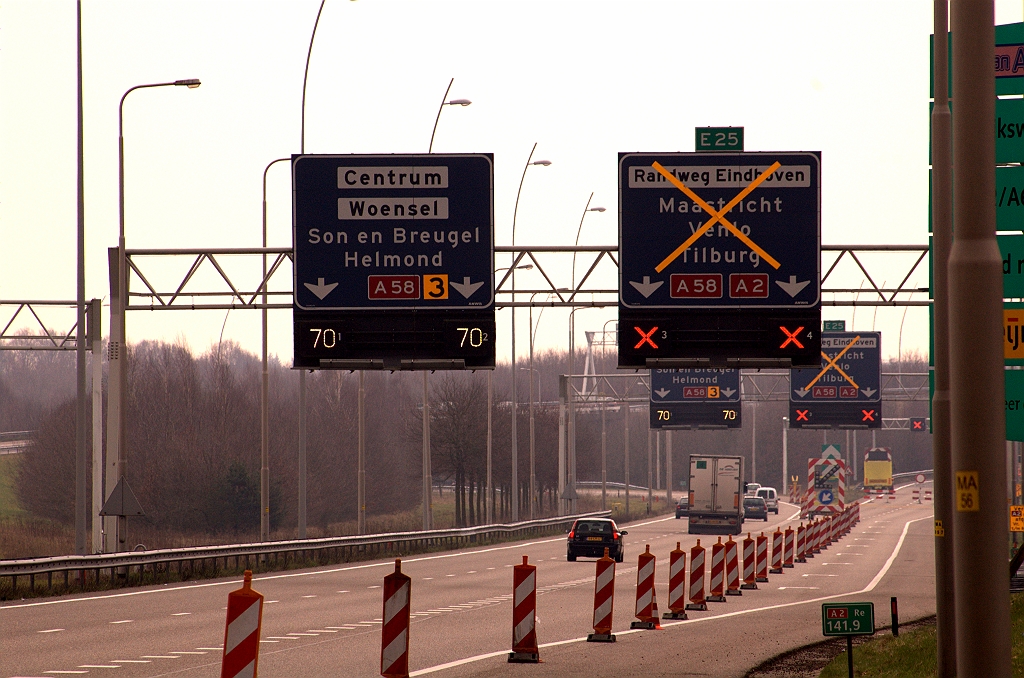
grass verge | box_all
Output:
[0,455,25,518]
[819,593,1024,677]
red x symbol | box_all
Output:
[779,326,805,349]
[796,409,809,421]
[912,420,923,430]
[862,409,876,422]
[634,326,659,349]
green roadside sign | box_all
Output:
[929,99,1024,164]
[695,127,743,152]
[822,602,875,636]
[823,320,846,331]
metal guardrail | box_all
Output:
[0,511,610,597]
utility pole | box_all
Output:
[949,2,1010,675]
[931,1,956,674]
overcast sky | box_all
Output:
[3,0,1021,364]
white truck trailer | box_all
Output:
[688,454,745,535]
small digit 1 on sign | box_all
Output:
[956,471,980,512]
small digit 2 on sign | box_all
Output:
[956,471,980,512]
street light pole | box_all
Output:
[428,78,471,153]
[511,144,550,522]
[567,195,605,514]
[261,157,288,542]
[109,77,199,552]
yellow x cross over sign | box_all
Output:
[803,335,862,391]
[651,161,783,273]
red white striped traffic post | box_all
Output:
[755,532,769,582]
[664,542,688,620]
[795,523,807,563]
[686,539,707,611]
[381,559,411,678]
[707,537,726,602]
[220,570,263,678]
[810,519,821,555]
[631,545,660,630]
[783,526,795,568]
[588,548,616,642]
[769,528,784,574]
[725,535,742,596]
[924,490,932,502]
[509,555,539,663]
[741,533,757,590]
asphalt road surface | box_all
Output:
[2,485,935,678]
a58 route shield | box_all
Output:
[619,152,820,309]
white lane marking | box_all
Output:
[196,647,223,651]
[446,574,456,577]
[110,660,151,663]
[260,640,280,643]
[309,629,337,633]
[337,590,350,593]
[325,626,353,630]
[486,567,495,570]
[171,612,192,616]
[265,600,279,604]
[44,671,89,675]
[38,628,65,633]
[169,651,207,654]
[408,514,932,677]
[467,571,476,574]
[79,666,121,669]
[302,595,317,598]
[140,656,180,659]
[287,632,319,636]
[109,620,133,624]
[777,587,818,590]
[265,637,299,640]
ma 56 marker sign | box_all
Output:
[618,151,821,369]
[292,154,495,370]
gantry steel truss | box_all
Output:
[0,301,87,351]
[111,244,930,311]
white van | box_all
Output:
[756,487,779,514]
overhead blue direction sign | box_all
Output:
[789,331,882,428]
[619,152,821,309]
[292,154,494,311]
[649,368,742,429]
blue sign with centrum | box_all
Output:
[618,151,820,309]
[292,154,494,311]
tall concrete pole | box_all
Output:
[931,1,956,674]
[422,371,432,530]
[646,429,653,513]
[949,2,1010,675]
[75,0,88,556]
[666,430,673,506]
[90,300,102,554]
[104,249,120,553]
[298,371,306,539]
[357,371,365,533]
[601,399,607,510]
[487,371,493,523]
[624,401,630,516]
[558,376,566,516]
[655,431,661,491]
[782,417,789,494]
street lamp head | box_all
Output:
[175,79,202,89]
[589,207,607,212]
[447,98,472,106]
[531,160,552,166]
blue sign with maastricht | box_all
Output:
[649,368,740,404]
[292,154,494,311]
[619,151,820,310]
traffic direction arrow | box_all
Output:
[629,276,664,298]
[721,388,736,397]
[794,389,809,398]
[776,276,811,297]
[304,278,338,300]
[450,277,484,298]
[860,387,877,398]
[654,388,671,398]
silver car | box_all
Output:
[756,487,779,514]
